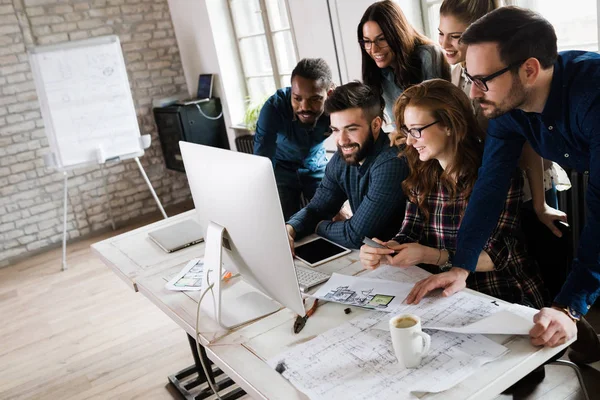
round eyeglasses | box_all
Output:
[400,120,440,139]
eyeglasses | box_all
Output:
[400,120,439,139]
[464,60,526,92]
[359,37,389,50]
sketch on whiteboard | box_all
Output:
[30,36,142,169]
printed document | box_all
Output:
[268,311,508,400]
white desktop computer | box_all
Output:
[179,141,306,329]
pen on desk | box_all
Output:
[294,298,319,334]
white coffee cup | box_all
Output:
[389,313,431,368]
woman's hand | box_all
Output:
[534,203,568,237]
[386,242,427,267]
[405,267,469,304]
[359,238,396,269]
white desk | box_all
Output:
[92,210,573,400]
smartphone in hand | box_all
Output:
[362,237,397,255]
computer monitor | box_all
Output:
[179,141,305,329]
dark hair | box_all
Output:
[324,81,384,122]
[291,58,333,88]
[392,79,484,221]
[439,0,499,25]
[460,6,557,69]
[357,1,449,91]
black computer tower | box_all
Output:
[153,98,230,172]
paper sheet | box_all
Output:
[365,265,539,335]
[268,311,508,400]
[165,258,204,291]
[362,264,432,283]
[311,273,412,312]
[424,310,535,335]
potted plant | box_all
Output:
[242,96,268,133]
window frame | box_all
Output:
[226,0,299,102]
[421,0,599,52]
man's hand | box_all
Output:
[359,238,396,269]
[387,243,426,267]
[530,307,577,347]
[405,267,469,304]
[534,203,568,237]
[285,224,296,257]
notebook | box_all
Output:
[148,219,204,253]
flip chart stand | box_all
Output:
[46,134,167,271]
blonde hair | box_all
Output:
[439,0,500,25]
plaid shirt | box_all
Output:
[287,133,409,249]
[393,170,548,308]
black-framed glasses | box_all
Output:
[400,120,439,139]
[464,60,526,92]
[359,37,389,50]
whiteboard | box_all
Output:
[29,35,143,170]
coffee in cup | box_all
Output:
[389,313,430,368]
[392,316,417,329]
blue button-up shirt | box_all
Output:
[253,87,330,176]
[454,51,600,315]
[287,133,409,249]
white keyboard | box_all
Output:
[295,266,331,292]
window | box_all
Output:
[520,0,598,51]
[421,0,598,52]
[228,0,298,102]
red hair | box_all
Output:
[392,79,485,220]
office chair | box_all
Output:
[520,203,590,400]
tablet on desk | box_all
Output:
[148,219,204,253]
[294,237,351,267]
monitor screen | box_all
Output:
[197,74,214,99]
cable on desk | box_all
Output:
[195,269,223,400]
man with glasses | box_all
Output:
[254,58,334,221]
[404,6,600,361]
[286,82,408,250]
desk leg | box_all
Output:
[167,334,246,400]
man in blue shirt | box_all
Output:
[254,58,334,220]
[286,82,409,250]
[404,7,600,358]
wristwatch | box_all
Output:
[552,303,582,322]
[439,249,454,271]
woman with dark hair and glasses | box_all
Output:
[438,0,569,239]
[360,79,548,310]
[358,0,450,128]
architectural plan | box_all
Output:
[311,273,412,312]
[268,311,508,400]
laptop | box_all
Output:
[148,219,204,253]
[178,74,214,105]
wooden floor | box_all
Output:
[0,206,598,400]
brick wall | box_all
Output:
[0,0,191,267]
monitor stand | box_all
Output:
[201,221,281,330]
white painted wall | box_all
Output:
[287,0,342,85]
[167,0,238,149]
